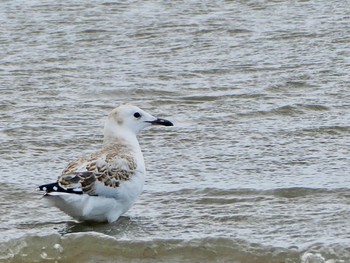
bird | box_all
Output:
[39,104,173,223]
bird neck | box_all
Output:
[103,124,141,151]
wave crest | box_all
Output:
[1,233,349,263]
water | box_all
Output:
[1,0,350,262]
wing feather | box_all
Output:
[57,143,137,196]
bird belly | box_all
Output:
[45,174,144,223]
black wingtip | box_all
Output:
[39,182,59,192]
[38,182,83,195]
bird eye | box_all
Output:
[133,112,141,119]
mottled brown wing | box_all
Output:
[58,145,137,196]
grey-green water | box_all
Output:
[1,0,350,262]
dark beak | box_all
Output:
[147,118,173,126]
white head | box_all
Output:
[103,104,173,144]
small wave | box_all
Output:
[299,126,350,135]
[163,186,347,197]
[151,187,350,208]
[79,29,111,34]
[239,103,330,118]
[1,233,349,263]
[270,31,326,41]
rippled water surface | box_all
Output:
[1,0,350,262]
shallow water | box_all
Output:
[1,0,350,262]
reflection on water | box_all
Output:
[61,216,144,237]
[1,0,350,262]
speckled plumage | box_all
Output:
[58,141,137,195]
[39,104,173,223]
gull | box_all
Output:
[39,104,173,223]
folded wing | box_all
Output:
[42,143,137,197]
